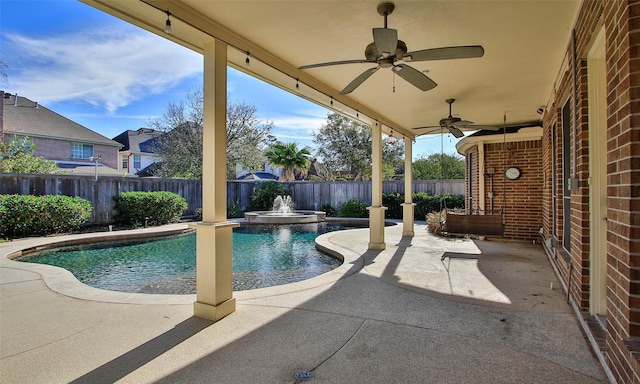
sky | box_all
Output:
[1,0,458,159]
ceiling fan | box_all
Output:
[412,98,501,138]
[298,2,484,95]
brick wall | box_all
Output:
[490,140,542,241]
[541,0,640,382]
[461,138,543,241]
[603,0,640,381]
[28,136,119,169]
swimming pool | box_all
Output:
[16,223,358,294]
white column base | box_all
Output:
[368,206,387,250]
[194,297,236,322]
[402,203,416,237]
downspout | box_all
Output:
[567,261,574,304]
[572,28,579,181]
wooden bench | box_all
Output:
[445,214,504,236]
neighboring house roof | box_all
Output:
[112,128,163,153]
[136,162,163,177]
[2,92,121,147]
[237,171,279,180]
[57,164,124,177]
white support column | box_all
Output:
[402,137,415,236]
[368,122,386,250]
[192,39,239,322]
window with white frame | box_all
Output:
[70,142,94,159]
[121,155,128,170]
[133,154,141,169]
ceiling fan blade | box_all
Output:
[340,67,380,94]
[373,28,398,57]
[299,59,372,69]
[393,64,437,91]
[411,126,444,135]
[403,45,485,62]
[448,126,465,138]
[456,120,475,126]
[467,125,502,131]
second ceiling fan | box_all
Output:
[299,2,485,95]
[412,99,501,138]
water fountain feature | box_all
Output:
[244,195,326,224]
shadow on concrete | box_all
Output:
[61,229,603,383]
[70,317,214,384]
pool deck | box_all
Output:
[1,223,609,383]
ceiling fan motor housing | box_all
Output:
[440,116,462,126]
[365,40,408,62]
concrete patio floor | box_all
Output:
[1,223,608,383]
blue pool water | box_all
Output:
[17,223,359,294]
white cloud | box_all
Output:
[270,115,325,132]
[3,25,202,113]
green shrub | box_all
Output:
[250,181,290,211]
[338,199,368,218]
[320,203,336,217]
[193,202,243,221]
[442,194,465,210]
[0,194,92,238]
[227,201,244,218]
[413,192,465,220]
[382,193,404,219]
[113,191,187,227]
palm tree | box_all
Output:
[264,143,311,182]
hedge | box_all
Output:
[0,194,92,238]
[337,199,369,218]
[383,192,465,220]
[113,191,188,227]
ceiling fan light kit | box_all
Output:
[299,2,484,94]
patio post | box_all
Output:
[402,137,415,236]
[368,122,387,250]
[192,38,239,321]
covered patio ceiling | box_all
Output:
[82,0,580,140]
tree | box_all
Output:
[264,142,311,182]
[226,100,273,178]
[151,122,203,179]
[148,88,273,179]
[413,152,465,180]
[0,136,58,174]
[0,60,8,85]
[313,112,404,180]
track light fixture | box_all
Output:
[295,78,300,92]
[165,11,172,34]
[245,51,251,68]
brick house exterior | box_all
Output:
[1,92,122,174]
[457,127,544,242]
[458,1,640,382]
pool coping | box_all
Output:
[0,223,366,305]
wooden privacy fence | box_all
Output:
[0,174,202,224]
[0,174,463,224]
[240,180,465,211]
